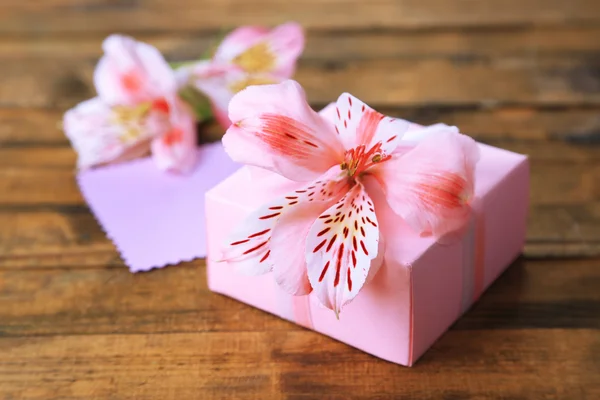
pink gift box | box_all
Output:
[205,138,529,366]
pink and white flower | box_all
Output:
[178,22,304,128]
[220,80,480,315]
[64,34,197,173]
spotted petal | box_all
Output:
[334,93,410,154]
[371,129,480,237]
[306,183,381,315]
[94,34,176,105]
[224,80,345,182]
[222,169,349,293]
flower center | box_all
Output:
[340,142,390,178]
[232,42,276,74]
[110,104,148,143]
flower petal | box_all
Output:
[224,80,345,182]
[150,98,198,173]
[401,123,459,144]
[334,93,410,154]
[218,22,304,77]
[306,183,381,315]
[269,202,326,295]
[94,34,176,105]
[214,26,270,63]
[317,102,337,124]
[261,22,304,77]
[63,97,166,169]
[221,169,349,284]
[371,129,480,237]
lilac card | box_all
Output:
[77,142,240,272]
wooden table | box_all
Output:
[1,1,599,399]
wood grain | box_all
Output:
[0,258,598,337]
[0,202,597,270]
[2,0,600,34]
[1,329,597,400]
[4,107,600,146]
[1,25,599,109]
[2,26,600,61]
[0,258,599,399]
[3,137,600,168]
[0,159,596,206]
[3,56,600,108]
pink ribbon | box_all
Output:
[461,201,486,314]
[277,287,314,329]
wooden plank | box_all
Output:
[2,26,600,61]
[0,160,596,206]
[0,258,598,337]
[0,328,597,399]
[0,147,76,168]
[2,138,600,169]
[1,202,599,269]
[1,0,600,34]
[2,56,599,108]
[0,167,83,205]
[526,203,600,257]
[0,108,66,145]
[295,58,600,107]
[0,207,119,269]
[3,107,600,146]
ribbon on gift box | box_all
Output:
[277,290,315,329]
[460,200,487,313]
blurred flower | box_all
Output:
[64,35,197,173]
[177,22,304,128]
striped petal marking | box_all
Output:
[221,172,349,276]
[333,93,409,155]
[306,183,380,315]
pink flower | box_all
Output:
[220,80,480,315]
[178,22,304,128]
[65,35,197,173]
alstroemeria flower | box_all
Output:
[178,22,304,128]
[220,80,480,315]
[65,34,197,173]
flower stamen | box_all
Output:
[341,142,391,178]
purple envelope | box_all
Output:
[78,142,240,272]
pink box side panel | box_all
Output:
[481,158,530,289]
[410,146,529,364]
[411,241,464,365]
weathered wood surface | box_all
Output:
[2,0,600,33]
[1,0,599,398]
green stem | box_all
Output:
[178,85,213,121]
